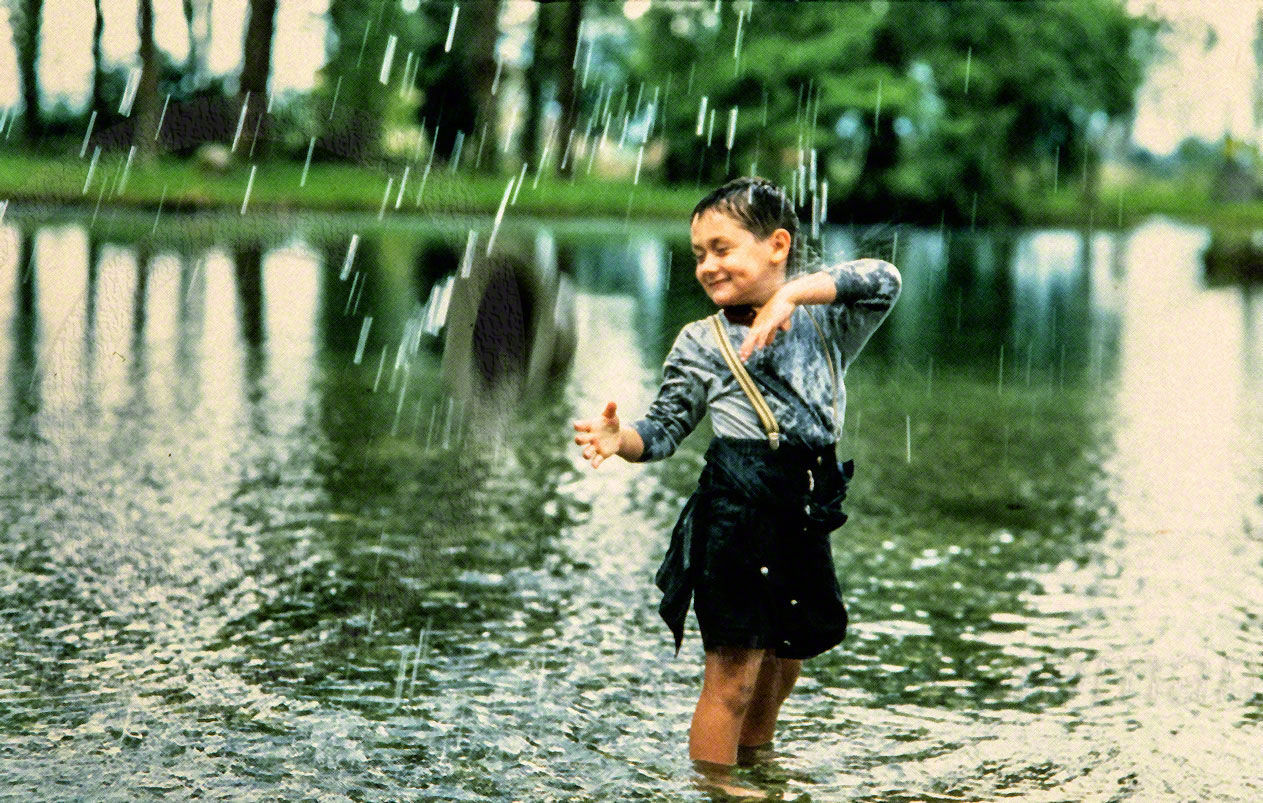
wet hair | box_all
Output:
[691,176,818,276]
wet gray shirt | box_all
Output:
[629,259,902,462]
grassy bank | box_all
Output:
[0,151,699,221]
[0,151,1256,230]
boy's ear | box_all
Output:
[770,228,792,262]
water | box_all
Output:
[0,211,1260,800]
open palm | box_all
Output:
[573,401,621,468]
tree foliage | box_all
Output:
[626,0,1161,223]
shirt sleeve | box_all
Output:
[627,325,711,462]
[816,258,902,368]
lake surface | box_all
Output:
[0,209,1260,800]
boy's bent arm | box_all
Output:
[789,259,901,367]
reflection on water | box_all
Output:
[0,211,1260,799]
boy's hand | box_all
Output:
[739,290,796,362]
[572,401,621,469]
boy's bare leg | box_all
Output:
[688,646,775,796]
[689,645,768,765]
[737,651,803,759]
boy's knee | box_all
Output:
[703,676,759,716]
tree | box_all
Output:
[626,0,1159,223]
[182,0,212,91]
[239,0,278,158]
[133,0,160,161]
[92,0,106,121]
[413,0,504,170]
[9,0,43,144]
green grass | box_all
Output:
[0,150,700,221]
[2,150,1257,229]
[1020,174,1263,231]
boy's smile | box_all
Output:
[691,208,791,312]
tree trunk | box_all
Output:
[133,0,160,162]
[92,0,106,120]
[846,110,900,220]
[555,1,583,178]
[240,0,278,159]
[12,0,43,145]
[466,0,502,174]
[182,0,198,89]
[520,3,552,171]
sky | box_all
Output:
[1127,0,1262,154]
[0,0,1256,156]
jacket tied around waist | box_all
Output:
[654,436,855,658]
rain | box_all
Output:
[0,0,1260,800]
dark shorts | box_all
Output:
[655,436,854,661]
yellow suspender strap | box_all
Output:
[708,312,780,450]
[800,306,841,442]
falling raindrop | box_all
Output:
[380,33,398,84]
[240,164,256,214]
[450,130,466,172]
[486,175,516,256]
[301,136,315,187]
[352,276,367,315]
[378,176,394,220]
[581,38,594,88]
[341,235,360,281]
[706,106,716,147]
[150,183,167,235]
[373,346,388,392]
[391,364,411,438]
[475,121,488,168]
[395,165,411,209]
[155,92,171,140]
[491,53,503,96]
[444,4,460,53]
[117,145,137,195]
[696,96,708,137]
[345,271,362,315]
[725,107,738,150]
[460,230,477,278]
[354,316,374,364]
[329,76,342,120]
[997,343,1004,393]
[964,46,972,94]
[633,143,645,185]
[83,147,101,195]
[119,67,140,116]
[510,162,527,204]
[80,110,97,158]
[905,414,911,463]
[416,129,438,205]
[231,91,250,152]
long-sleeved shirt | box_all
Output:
[629,259,902,462]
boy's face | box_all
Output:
[691,208,791,308]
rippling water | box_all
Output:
[0,211,1260,800]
